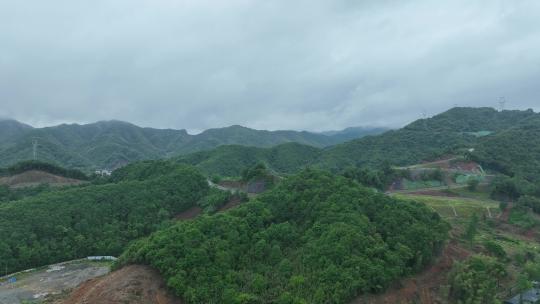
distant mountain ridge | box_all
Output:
[318,107,539,170]
[176,107,540,180]
[0,119,385,170]
[319,126,389,142]
[0,119,33,142]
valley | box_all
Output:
[3,2,540,302]
[1,107,540,304]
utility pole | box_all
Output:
[32,139,38,161]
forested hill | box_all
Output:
[0,160,88,180]
[176,142,321,177]
[0,119,33,142]
[472,114,540,182]
[0,120,384,171]
[317,107,540,170]
[176,107,540,178]
[118,169,449,303]
[404,107,536,132]
[0,163,233,274]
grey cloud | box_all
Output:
[0,0,539,131]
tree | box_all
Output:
[448,255,507,304]
[516,274,532,304]
[483,240,506,260]
[467,178,480,191]
[491,177,521,200]
[518,195,540,214]
[464,213,479,247]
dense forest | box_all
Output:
[0,119,379,170]
[2,108,538,179]
[317,107,538,171]
[404,107,536,132]
[1,107,539,304]
[176,143,321,177]
[0,184,53,203]
[118,170,449,303]
[471,115,540,183]
[0,164,229,274]
[176,108,540,180]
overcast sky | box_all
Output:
[1,1,539,132]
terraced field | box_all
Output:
[394,194,501,219]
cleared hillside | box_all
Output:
[0,170,85,188]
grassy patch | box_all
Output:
[445,187,493,201]
[402,179,443,190]
[508,208,539,229]
[394,194,500,219]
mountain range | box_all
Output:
[0,119,387,170]
[177,107,540,181]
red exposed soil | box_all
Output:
[174,206,202,220]
[524,228,538,241]
[0,170,84,188]
[354,241,470,304]
[493,222,540,244]
[62,265,182,304]
[451,161,480,173]
[219,180,244,189]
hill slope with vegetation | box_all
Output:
[176,108,540,181]
[0,119,33,142]
[0,120,382,171]
[317,107,539,171]
[0,164,232,274]
[118,169,449,303]
[471,115,540,183]
[176,142,321,177]
[0,160,88,180]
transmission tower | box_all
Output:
[422,112,428,131]
[498,97,506,112]
[32,139,38,160]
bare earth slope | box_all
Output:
[0,260,109,304]
[62,265,181,304]
[0,170,84,188]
